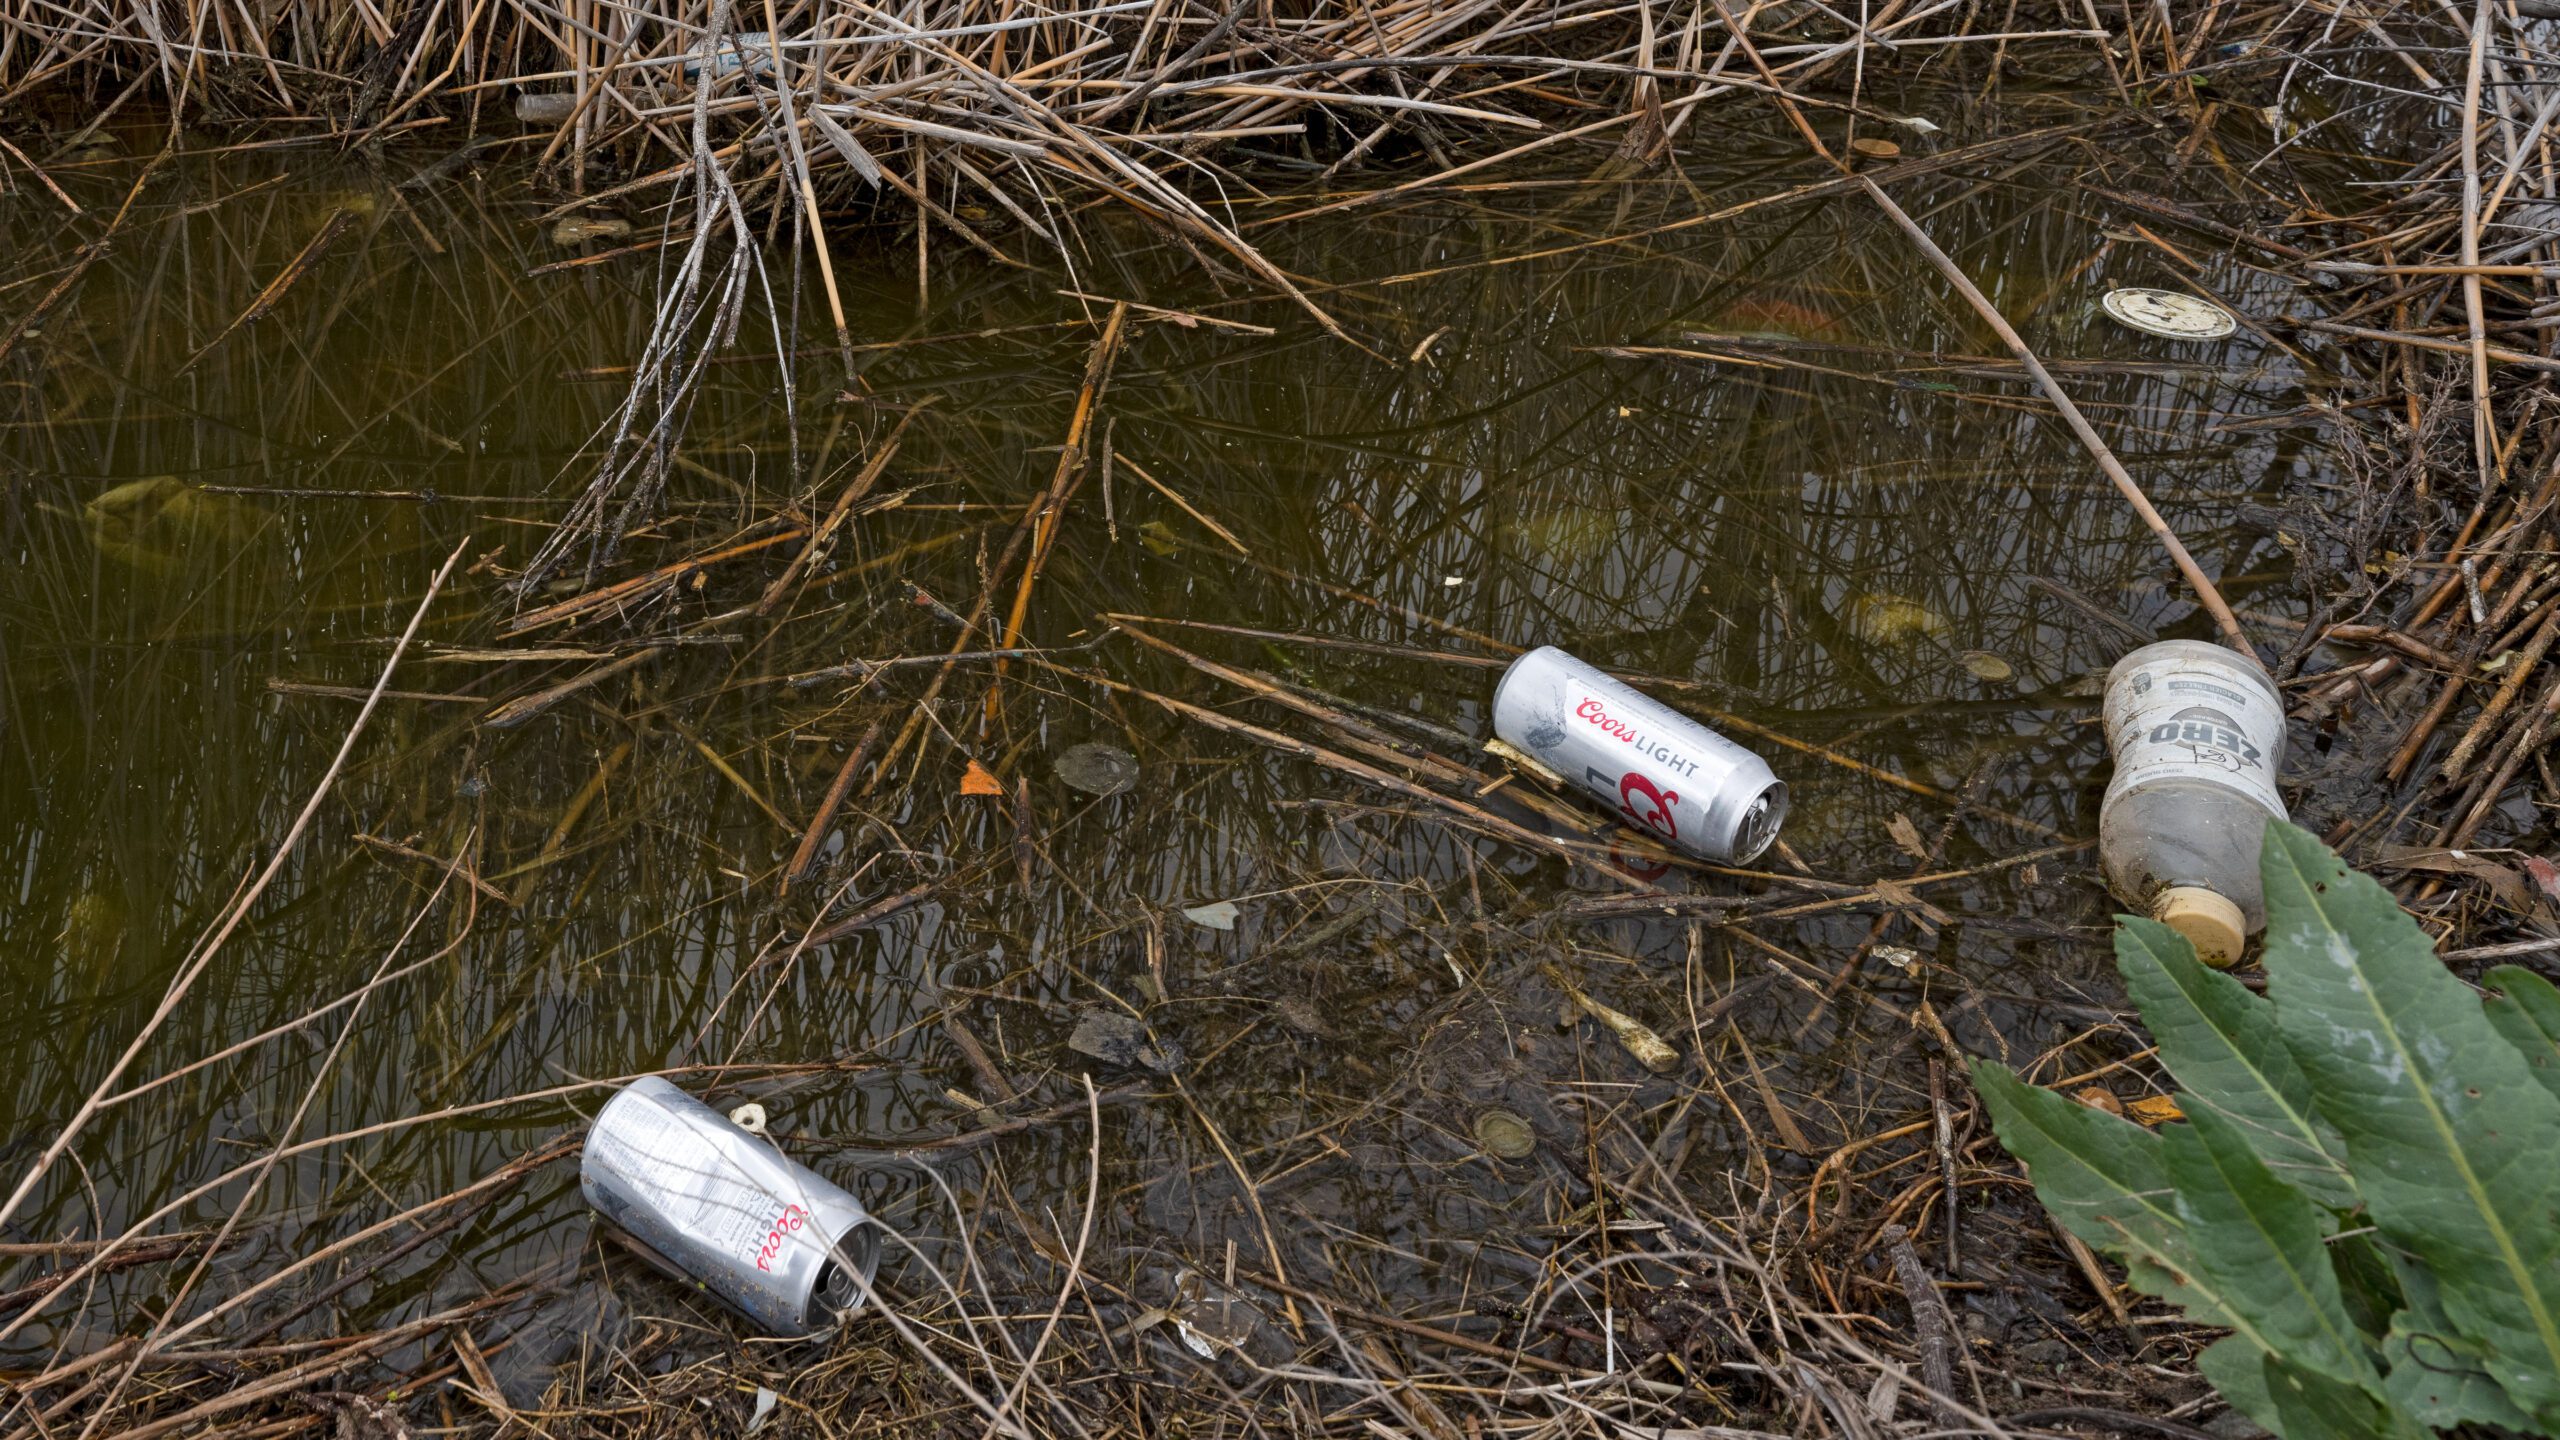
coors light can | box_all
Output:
[582,1076,880,1337]
[1492,646,1788,864]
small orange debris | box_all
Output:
[959,760,1004,796]
[2126,1095,2186,1127]
[2072,1087,2126,1119]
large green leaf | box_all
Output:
[2483,964,2560,1106]
[2116,917,2355,1210]
[2161,1107,2373,1393]
[1970,1061,2238,1327]
[2382,1313,2536,1432]
[2376,1244,2540,1432]
[2262,1355,2425,1440]
[2196,1336,2280,1433]
[2260,822,2560,1424]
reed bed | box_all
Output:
[8,1,2560,1438]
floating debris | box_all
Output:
[682,30,779,78]
[82,478,275,575]
[1055,742,1139,797]
[551,215,633,246]
[1472,1107,1537,1159]
[1491,646,1787,863]
[2099,287,2236,341]
[1181,899,1239,931]
[582,1078,878,1337]
[1067,1010,1182,1074]
[1844,592,1950,647]
[1959,649,2015,682]
[1542,965,1680,1073]
[514,92,577,123]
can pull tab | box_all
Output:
[816,1260,861,1312]
[1730,784,1788,865]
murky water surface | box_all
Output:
[0,88,2354,1379]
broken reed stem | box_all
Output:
[2459,0,2497,489]
[1857,175,2252,654]
[1883,1224,1959,1425]
[991,300,1128,710]
[784,720,881,892]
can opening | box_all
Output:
[813,1220,882,1316]
[1732,783,1788,865]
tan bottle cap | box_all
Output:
[2153,886,2247,967]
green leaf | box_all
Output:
[2196,1336,2281,1433]
[2263,1355,2425,1440]
[1970,1060,2240,1326]
[2382,1312,2537,1432]
[2162,1108,2374,1392]
[2259,821,2560,1424]
[2484,964,2560,1106]
[2116,917,2355,1210]
[1968,1060,2175,1254]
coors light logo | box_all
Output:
[1573,693,1697,841]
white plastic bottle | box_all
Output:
[2099,640,2289,966]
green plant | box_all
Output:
[1972,820,2560,1439]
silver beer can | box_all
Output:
[1491,646,1788,864]
[581,1076,880,1337]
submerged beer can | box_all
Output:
[1492,646,1788,864]
[581,1076,879,1337]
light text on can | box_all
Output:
[1490,646,1787,864]
[581,1076,879,1337]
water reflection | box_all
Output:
[0,102,2327,1371]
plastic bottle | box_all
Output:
[2098,640,2288,966]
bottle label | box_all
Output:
[2104,656,2287,816]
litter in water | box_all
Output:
[1055,742,1139,796]
[1492,646,1787,863]
[1472,1107,1537,1159]
[1068,1010,1182,1073]
[2099,640,2290,965]
[581,1077,879,1338]
[2099,287,2237,341]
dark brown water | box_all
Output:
[0,85,2355,1390]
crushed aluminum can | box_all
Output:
[1491,646,1788,864]
[581,1076,879,1337]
